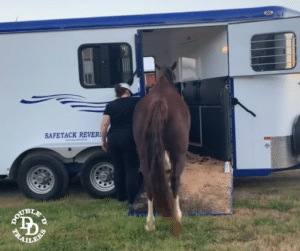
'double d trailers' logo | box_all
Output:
[11,209,48,243]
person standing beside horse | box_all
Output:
[101,83,143,206]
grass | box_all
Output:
[1,172,300,250]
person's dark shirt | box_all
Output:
[104,97,141,132]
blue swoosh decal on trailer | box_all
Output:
[20,98,53,104]
[20,94,109,113]
[20,93,139,113]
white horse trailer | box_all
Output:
[1,6,300,200]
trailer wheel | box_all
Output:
[80,156,116,198]
[18,155,69,201]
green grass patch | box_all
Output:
[1,196,300,250]
[268,199,295,212]
[2,174,300,250]
[253,216,277,227]
[233,198,265,209]
[0,198,220,251]
[234,192,299,212]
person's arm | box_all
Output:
[100,115,110,152]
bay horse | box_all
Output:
[133,62,190,237]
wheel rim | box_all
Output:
[90,162,114,192]
[26,165,55,194]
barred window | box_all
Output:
[78,43,133,88]
[251,32,296,72]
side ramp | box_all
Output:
[128,152,233,216]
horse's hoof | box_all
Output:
[172,222,182,238]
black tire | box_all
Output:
[293,115,300,154]
[80,155,116,198]
[17,154,69,201]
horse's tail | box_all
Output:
[143,98,175,218]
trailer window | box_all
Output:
[78,43,133,88]
[251,32,296,72]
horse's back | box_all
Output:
[134,86,190,153]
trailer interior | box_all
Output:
[140,25,232,161]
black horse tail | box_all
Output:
[143,98,175,218]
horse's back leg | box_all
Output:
[162,152,182,237]
[169,152,186,236]
[170,195,182,238]
[146,198,155,232]
[175,195,182,222]
[169,152,185,199]
[164,151,171,171]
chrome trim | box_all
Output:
[271,135,298,168]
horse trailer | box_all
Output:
[1,6,300,200]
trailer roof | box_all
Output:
[0,6,299,34]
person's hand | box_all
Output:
[102,141,108,152]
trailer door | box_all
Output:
[228,17,300,77]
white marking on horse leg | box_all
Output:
[164,151,171,186]
[164,151,171,170]
[146,199,155,232]
[175,196,182,223]
[171,196,182,238]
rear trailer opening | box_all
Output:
[140,25,232,162]
[135,26,234,215]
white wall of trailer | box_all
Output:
[142,25,228,81]
[0,27,140,175]
[178,26,228,81]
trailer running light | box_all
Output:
[264,10,274,16]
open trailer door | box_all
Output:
[228,17,300,77]
[228,16,300,176]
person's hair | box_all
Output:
[115,85,131,98]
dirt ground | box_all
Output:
[129,152,232,215]
[179,152,232,214]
